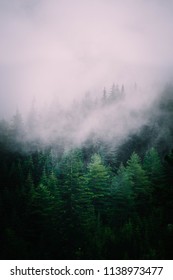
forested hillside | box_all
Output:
[0,85,173,259]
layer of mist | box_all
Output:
[24,84,157,146]
[0,0,173,153]
[1,0,173,118]
[1,83,169,155]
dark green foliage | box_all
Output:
[126,152,151,214]
[85,154,111,222]
[0,138,172,259]
[0,87,173,259]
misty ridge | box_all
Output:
[1,0,173,155]
[0,0,173,159]
[1,80,173,260]
[0,81,173,158]
[1,0,173,120]
[0,83,164,149]
[1,0,173,261]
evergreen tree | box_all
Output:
[110,163,134,227]
[86,154,110,222]
[57,149,88,257]
[143,148,164,186]
[126,152,151,215]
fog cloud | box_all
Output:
[0,0,173,119]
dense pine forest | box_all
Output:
[0,84,173,260]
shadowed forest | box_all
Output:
[0,85,173,260]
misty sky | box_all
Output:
[1,0,173,118]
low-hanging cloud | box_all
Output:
[0,0,173,145]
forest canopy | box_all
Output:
[0,84,173,259]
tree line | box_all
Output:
[0,84,173,259]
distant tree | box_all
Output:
[0,119,10,148]
[102,87,107,105]
[10,110,25,145]
[108,83,123,103]
[109,83,116,101]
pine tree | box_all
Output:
[57,149,88,257]
[10,110,25,145]
[86,154,110,222]
[110,163,134,227]
[143,148,164,186]
[126,152,151,215]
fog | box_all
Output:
[0,0,173,146]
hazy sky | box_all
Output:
[1,0,173,117]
